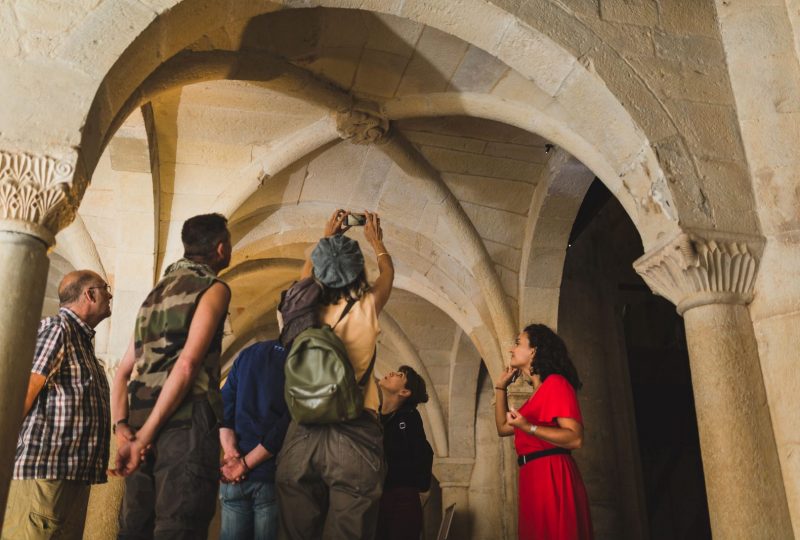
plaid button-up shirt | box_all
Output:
[14,307,111,484]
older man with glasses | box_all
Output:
[2,270,113,540]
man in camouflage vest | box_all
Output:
[110,213,232,539]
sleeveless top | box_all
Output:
[128,258,227,429]
[319,291,380,412]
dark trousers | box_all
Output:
[276,412,385,540]
[118,401,220,540]
[376,486,423,540]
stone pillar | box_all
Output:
[0,149,80,526]
[634,230,793,538]
[432,457,474,539]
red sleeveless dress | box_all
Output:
[514,374,593,539]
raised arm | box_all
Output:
[115,281,231,475]
[363,210,394,314]
[494,366,519,437]
[301,209,352,279]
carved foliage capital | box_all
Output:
[0,150,78,240]
[634,230,765,314]
[336,105,389,145]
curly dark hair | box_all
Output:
[524,324,583,391]
[318,270,370,305]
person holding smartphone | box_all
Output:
[277,209,395,540]
[494,324,593,540]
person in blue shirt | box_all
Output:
[219,339,290,540]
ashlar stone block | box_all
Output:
[749,164,800,236]
[490,68,555,112]
[448,45,508,93]
[420,146,542,182]
[442,173,534,215]
[484,141,548,164]
[696,157,760,234]
[460,201,526,248]
[319,8,369,49]
[494,19,576,97]
[484,239,522,270]
[354,49,408,98]
[659,0,718,37]
[57,0,156,79]
[599,0,658,27]
[109,137,150,173]
[395,25,469,95]
[629,55,733,106]
[404,131,486,154]
[523,246,567,289]
[750,233,800,320]
[670,100,746,162]
[653,32,725,70]
[305,50,359,92]
[363,12,424,55]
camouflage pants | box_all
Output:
[276,412,385,540]
[118,401,220,540]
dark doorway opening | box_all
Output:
[562,179,711,539]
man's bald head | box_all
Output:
[58,271,103,306]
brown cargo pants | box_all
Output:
[118,400,220,540]
[276,412,385,540]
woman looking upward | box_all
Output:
[494,324,593,540]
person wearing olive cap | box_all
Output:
[276,209,395,540]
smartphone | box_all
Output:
[511,369,520,383]
[346,213,366,227]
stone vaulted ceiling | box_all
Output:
[45,6,589,475]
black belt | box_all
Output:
[517,447,571,466]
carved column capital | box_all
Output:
[633,229,765,314]
[0,149,83,245]
[335,103,390,145]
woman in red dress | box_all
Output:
[494,324,593,539]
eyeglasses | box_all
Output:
[87,284,112,294]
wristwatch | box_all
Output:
[529,424,538,434]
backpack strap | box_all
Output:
[332,297,357,330]
[330,297,376,387]
[357,349,377,387]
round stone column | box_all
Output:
[0,228,51,522]
[0,149,80,527]
[682,302,791,536]
[635,230,793,538]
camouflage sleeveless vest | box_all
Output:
[128,258,227,430]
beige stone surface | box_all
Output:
[0,232,51,525]
[683,304,792,538]
[3,0,800,537]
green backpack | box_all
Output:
[284,299,375,424]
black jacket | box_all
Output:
[381,406,433,491]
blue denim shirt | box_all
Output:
[221,340,290,483]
